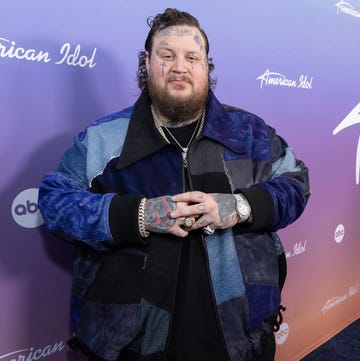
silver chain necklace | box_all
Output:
[151,104,205,167]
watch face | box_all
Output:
[235,194,251,221]
[239,203,250,215]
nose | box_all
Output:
[172,56,187,73]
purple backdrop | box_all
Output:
[1,1,359,360]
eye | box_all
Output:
[159,52,174,61]
[187,54,199,62]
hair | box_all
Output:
[136,8,216,90]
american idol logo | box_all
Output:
[321,295,347,315]
[256,69,313,90]
[335,1,360,18]
[333,102,360,184]
[0,341,65,361]
[0,36,97,68]
[285,240,307,259]
[321,285,358,315]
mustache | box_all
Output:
[168,75,192,84]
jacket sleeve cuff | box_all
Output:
[235,186,274,232]
[109,194,147,247]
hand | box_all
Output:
[170,192,240,233]
[144,196,192,237]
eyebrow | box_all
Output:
[156,46,202,56]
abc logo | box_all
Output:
[11,188,44,228]
[275,322,289,345]
[334,224,345,244]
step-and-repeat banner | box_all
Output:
[1,1,359,360]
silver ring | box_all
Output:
[202,225,215,236]
[184,217,194,227]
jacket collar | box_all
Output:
[116,89,247,170]
[203,91,248,154]
[116,90,168,170]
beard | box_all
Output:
[147,75,209,124]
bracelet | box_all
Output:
[138,198,150,238]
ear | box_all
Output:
[145,51,150,73]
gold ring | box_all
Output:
[184,217,194,227]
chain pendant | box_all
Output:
[150,104,206,170]
[182,148,188,168]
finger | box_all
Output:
[175,201,189,210]
[170,224,189,238]
[170,202,207,218]
[172,191,206,203]
[191,215,213,230]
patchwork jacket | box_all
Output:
[38,90,310,361]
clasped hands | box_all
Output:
[144,191,240,238]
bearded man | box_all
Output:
[39,8,310,361]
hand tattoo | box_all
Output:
[145,196,176,233]
[213,194,238,225]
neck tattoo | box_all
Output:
[151,104,205,167]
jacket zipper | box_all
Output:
[161,146,186,361]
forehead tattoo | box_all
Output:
[159,40,169,47]
[193,34,204,53]
[157,26,193,38]
[155,27,206,55]
[174,27,193,37]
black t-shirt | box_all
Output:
[165,232,228,361]
[163,123,228,361]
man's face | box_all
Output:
[146,25,209,123]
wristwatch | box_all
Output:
[234,193,251,223]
